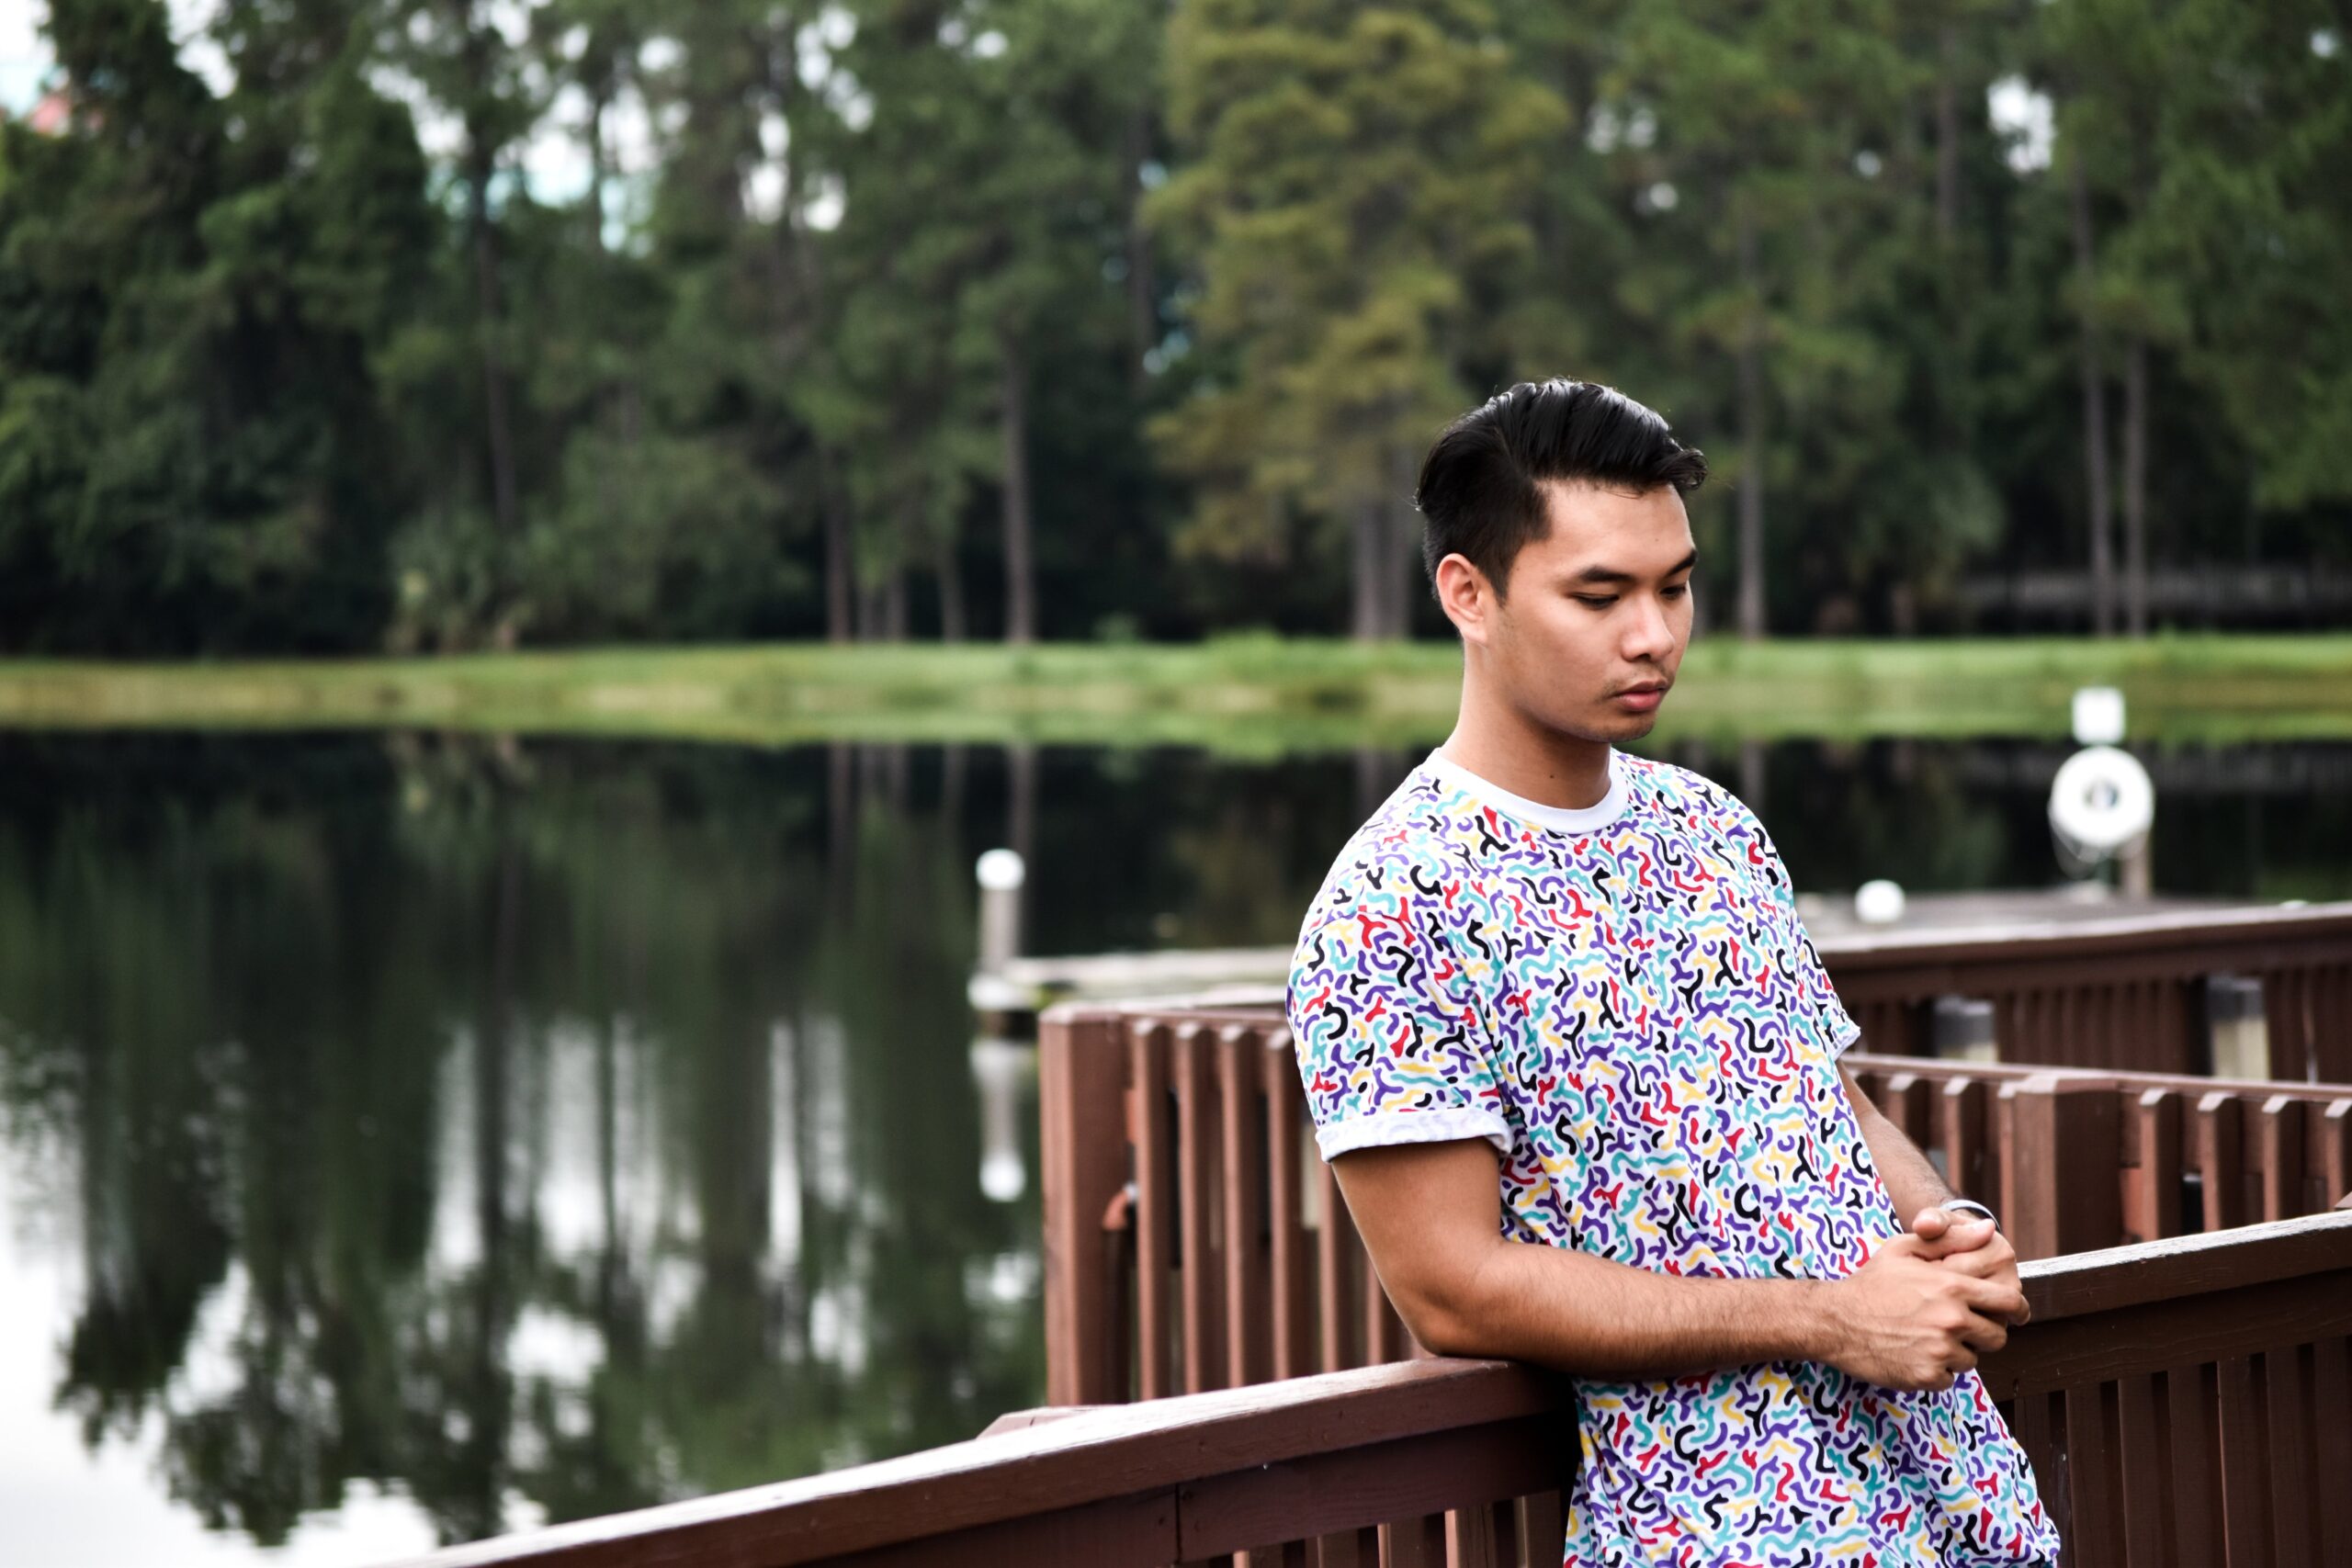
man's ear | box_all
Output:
[1433,553,1498,646]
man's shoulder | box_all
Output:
[1619,754,1772,846]
[1295,776,1481,939]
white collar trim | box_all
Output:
[1420,748,1628,836]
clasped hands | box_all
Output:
[1821,1207,2030,1393]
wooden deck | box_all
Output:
[386,1209,2352,1567]
[988,899,2352,1081]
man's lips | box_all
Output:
[1611,682,1668,712]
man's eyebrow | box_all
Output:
[1566,549,1700,586]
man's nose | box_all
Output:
[1621,592,1676,660]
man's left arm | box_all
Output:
[1838,1065,1954,1222]
[1839,1064,2030,1323]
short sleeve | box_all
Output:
[1286,872,1512,1162]
[1727,801,1862,1059]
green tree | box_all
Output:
[0,0,434,652]
[1151,0,1568,640]
[1604,0,1930,637]
[816,0,1155,643]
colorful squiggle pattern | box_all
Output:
[1287,752,2059,1567]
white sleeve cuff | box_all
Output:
[1315,1105,1512,1162]
[1829,1014,1862,1057]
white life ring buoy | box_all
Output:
[2048,746,2154,857]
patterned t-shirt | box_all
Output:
[1287,750,2059,1568]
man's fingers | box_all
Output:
[1913,1216,1997,1258]
[1910,1207,1951,1240]
[1954,1311,2009,1353]
[1929,1240,2011,1279]
[1952,1274,2030,1322]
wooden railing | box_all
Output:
[384,1209,2352,1568]
[1041,1005,2352,1408]
[1818,901,2352,1079]
[1842,1056,2352,1259]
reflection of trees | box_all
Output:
[0,736,1042,1550]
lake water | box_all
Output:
[1,730,2346,1564]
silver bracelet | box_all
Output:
[1939,1197,1998,1228]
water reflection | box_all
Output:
[0,736,1041,1560]
[0,732,2344,1562]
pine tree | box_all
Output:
[1152,0,1567,640]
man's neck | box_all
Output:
[1438,693,1613,811]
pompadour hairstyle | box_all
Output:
[1416,378,1706,596]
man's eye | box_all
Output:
[1574,595,1618,610]
[1662,583,1690,599]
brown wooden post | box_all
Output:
[1219,1026,1271,1390]
[1176,1023,1227,1393]
[2323,1100,2352,1213]
[2215,1354,2273,1562]
[2002,1074,2120,1260]
[2112,1372,2169,1565]
[2199,1092,2245,1234]
[2314,1331,2352,1552]
[1515,1492,1565,1567]
[1261,1027,1313,1382]
[1939,1077,1990,1212]
[2318,962,2352,1082]
[2258,1094,2306,1223]
[1134,1021,1177,1400]
[2127,1088,2181,1244]
[1042,1008,1133,1406]
[1317,1156,1353,1373]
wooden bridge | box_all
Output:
[392,903,2352,1568]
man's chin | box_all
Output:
[1535,704,1665,746]
[1591,697,1668,740]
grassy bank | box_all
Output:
[0,635,2347,753]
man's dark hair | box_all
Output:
[1416,379,1706,595]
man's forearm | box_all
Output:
[1429,1237,1835,1382]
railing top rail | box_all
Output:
[389,1358,1561,1568]
[1045,1007,2352,1100]
[1843,1054,2352,1101]
[2019,1207,2352,1319]
[1809,898,2352,970]
[392,1211,2352,1568]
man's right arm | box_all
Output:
[1333,1138,2025,1391]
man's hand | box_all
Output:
[1910,1207,2030,1325]
[1819,1218,2027,1392]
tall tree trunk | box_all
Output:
[1123,107,1158,388]
[2068,151,2116,637]
[1734,208,1769,642]
[1383,443,1419,638]
[585,74,609,258]
[935,525,966,643]
[1351,499,1385,641]
[767,12,852,645]
[467,149,519,544]
[820,451,854,644]
[456,3,518,585]
[883,562,909,643]
[1000,344,1036,644]
[1934,22,1961,251]
[2121,337,2150,636]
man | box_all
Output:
[1286,380,2059,1566]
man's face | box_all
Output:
[1482,481,1696,743]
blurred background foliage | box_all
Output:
[1,0,2346,653]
